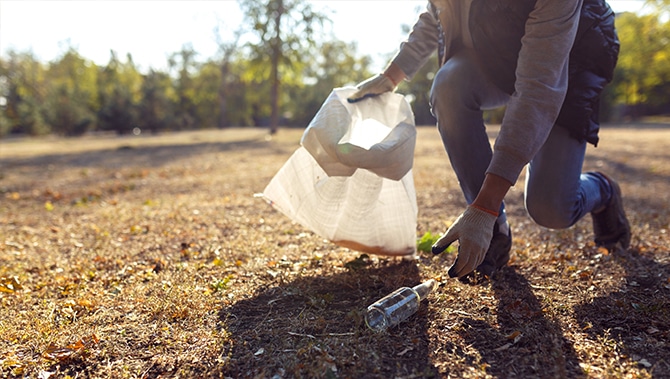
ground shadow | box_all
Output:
[573,249,670,377]
[217,259,440,378]
[458,269,585,378]
[1,138,278,171]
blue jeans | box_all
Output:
[429,49,611,229]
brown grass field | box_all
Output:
[1,124,669,378]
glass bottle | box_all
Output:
[365,279,437,332]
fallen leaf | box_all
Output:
[42,334,99,362]
[0,277,22,293]
[506,330,522,343]
[43,344,75,362]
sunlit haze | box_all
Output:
[0,0,645,73]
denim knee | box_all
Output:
[525,197,577,230]
[430,50,508,130]
[430,64,469,117]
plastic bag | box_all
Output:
[261,87,418,256]
[301,87,416,181]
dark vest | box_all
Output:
[442,0,620,146]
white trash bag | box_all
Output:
[261,87,418,256]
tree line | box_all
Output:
[1,0,669,138]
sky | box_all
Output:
[0,0,647,73]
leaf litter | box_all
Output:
[0,127,668,378]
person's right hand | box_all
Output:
[347,74,396,103]
[432,205,497,279]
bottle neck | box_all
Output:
[412,279,436,301]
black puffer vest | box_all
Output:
[440,0,620,146]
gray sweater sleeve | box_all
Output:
[488,0,583,184]
[390,4,440,80]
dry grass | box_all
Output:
[1,124,668,378]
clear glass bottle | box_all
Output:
[365,279,437,332]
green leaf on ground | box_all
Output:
[417,232,441,253]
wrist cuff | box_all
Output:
[382,72,398,87]
[470,204,499,217]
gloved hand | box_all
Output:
[432,205,498,278]
[347,74,396,103]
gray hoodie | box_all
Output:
[392,0,583,185]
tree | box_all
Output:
[646,0,670,12]
[214,25,243,128]
[138,69,176,134]
[44,47,98,135]
[289,39,374,127]
[238,0,329,133]
[223,54,258,127]
[192,61,222,129]
[44,84,92,136]
[97,51,142,134]
[0,51,50,136]
[610,10,670,118]
[168,45,199,130]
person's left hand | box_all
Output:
[347,74,396,103]
[432,206,497,278]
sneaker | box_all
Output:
[476,222,512,276]
[591,173,631,250]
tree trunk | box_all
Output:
[215,27,241,130]
[270,0,283,134]
[219,61,229,129]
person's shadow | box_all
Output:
[457,246,670,378]
[573,248,670,377]
[216,250,669,378]
[458,268,585,378]
[217,258,441,378]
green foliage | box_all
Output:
[138,70,176,133]
[0,112,10,137]
[43,48,98,135]
[646,0,670,13]
[44,84,93,136]
[97,51,142,134]
[289,39,374,127]
[192,61,222,129]
[610,11,670,117]
[237,0,330,132]
[169,45,199,130]
[238,0,328,74]
[399,52,439,126]
[210,275,234,293]
[1,51,50,135]
[417,232,441,254]
[224,57,257,127]
[2,6,669,137]
[16,96,50,136]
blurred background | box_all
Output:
[0,0,667,137]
